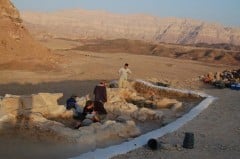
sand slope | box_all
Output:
[0,0,61,71]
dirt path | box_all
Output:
[112,88,240,159]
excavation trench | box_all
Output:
[0,80,203,158]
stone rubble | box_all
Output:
[104,88,165,122]
[201,69,240,89]
[0,93,140,144]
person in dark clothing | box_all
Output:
[94,101,107,115]
[66,95,77,110]
[93,81,107,103]
[93,81,108,117]
[66,95,82,119]
[74,100,100,129]
[82,100,95,117]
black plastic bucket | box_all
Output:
[183,132,194,149]
[147,138,158,150]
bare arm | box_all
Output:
[118,68,121,73]
[128,69,132,74]
[118,68,122,76]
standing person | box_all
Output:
[93,81,107,115]
[118,63,132,88]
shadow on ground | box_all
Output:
[0,80,99,104]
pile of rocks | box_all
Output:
[104,82,201,123]
[105,101,164,122]
[104,88,164,122]
[201,69,240,89]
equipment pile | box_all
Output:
[201,69,240,90]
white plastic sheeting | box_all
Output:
[71,80,216,159]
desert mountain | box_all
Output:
[21,9,240,46]
[0,0,60,71]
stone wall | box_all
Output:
[133,80,203,101]
[0,93,70,117]
[0,93,140,145]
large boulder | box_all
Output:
[155,98,181,109]
[116,115,132,123]
[0,114,16,129]
[0,95,22,115]
[0,93,70,118]
[132,107,164,122]
[171,102,183,111]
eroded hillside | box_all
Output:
[0,0,61,71]
[21,9,240,46]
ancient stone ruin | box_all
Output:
[0,80,203,153]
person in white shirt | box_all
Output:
[118,63,132,88]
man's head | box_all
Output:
[85,100,94,108]
[124,63,129,69]
[100,80,106,85]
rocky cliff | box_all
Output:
[21,9,240,46]
[0,0,60,71]
[0,0,21,21]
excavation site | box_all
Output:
[0,80,206,158]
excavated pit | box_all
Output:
[0,80,204,158]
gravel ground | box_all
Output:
[112,88,240,159]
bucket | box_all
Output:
[183,132,194,149]
[147,138,158,150]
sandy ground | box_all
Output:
[0,51,239,159]
[0,51,232,103]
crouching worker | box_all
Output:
[66,95,82,118]
[74,100,100,129]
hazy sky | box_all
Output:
[11,0,240,27]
